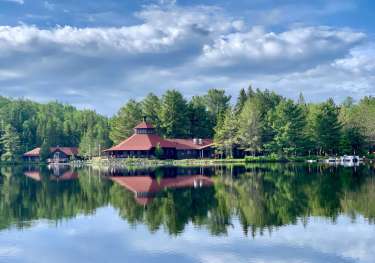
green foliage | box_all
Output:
[160,90,190,138]
[237,99,262,154]
[187,96,213,138]
[309,99,342,155]
[109,100,143,144]
[266,99,308,156]
[0,98,111,159]
[141,93,162,132]
[214,108,239,158]
[0,124,21,162]
[39,140,50,162]
[154,143,164,159]
[204,88,231,126]
[234,88,248,114]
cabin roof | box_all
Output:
[104,134,176,151]
[134,122,154,129]
[105,121,214,152]
[111,175,213,193]
[167,139,214,150]
[23,147,79,157]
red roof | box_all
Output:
[23,147,79,157]
[167,139,214,150]
[110,175,213,205]
[105,121,214,152]
[24,171,42,181]
[51,147,79,156]
[24,171,78,181]
[134,122,154,129]
[105,134,176,151]
[23,147,41,157]
[111,175,213,194]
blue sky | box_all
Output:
[0,0,374,115]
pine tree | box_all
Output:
[187,96,213,138]
[0,124,22,162]
[109,100,143,144]
[142,93,162,133]
[267,99,308,156]
[204,89,231,126]
[311,99,342,155]
[159,90,190,138]
[39,139,51,162]
[234,88,247,114]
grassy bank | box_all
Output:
[81,154,375,168]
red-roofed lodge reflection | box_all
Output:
[110,175,213,206]
[24,165,78,181]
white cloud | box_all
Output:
[199,26,365,70]
[0,3,373,114]
[0,0,24,4]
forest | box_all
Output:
[0,86,374,161]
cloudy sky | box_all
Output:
[0,0,374,115]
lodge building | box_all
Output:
[104,121,214,159]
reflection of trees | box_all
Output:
[0,166,111,231]
[0,164,374,237]
[110,184,217,235]
[341,176,375,223]
[213,164,374,236]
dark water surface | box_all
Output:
[0,164,374,263]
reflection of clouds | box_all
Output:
[0,208,374,263]
[0,246,22,257]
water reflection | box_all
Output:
[0,164,374,237]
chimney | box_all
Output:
[198,138,203,145]
[193,138,198,145]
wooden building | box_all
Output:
[104,121,214,159]
[23,147,79,163]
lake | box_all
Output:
[0,164,374,263]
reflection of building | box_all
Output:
[104,121,214,159]
[24,166,78,181]
[23,147,79,163]
[111,175,213,205]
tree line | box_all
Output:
[0,87,374,161]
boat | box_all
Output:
[324,157,340,164]
[340,155,360,163]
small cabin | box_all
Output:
[23,147,79,163]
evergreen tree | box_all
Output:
[234,88,247,114]
[141,93,162,132]
[0,124,21,162]
[204,89,231,126]
[109,100,143,144]
[80,123,112,158]
[267,99,308,156]
[159,90,190,138]
[237,99,262,156]
[311,99,342,155]
[187,96,213,138]
[39,139,51,162]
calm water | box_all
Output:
[0,164,374,263]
